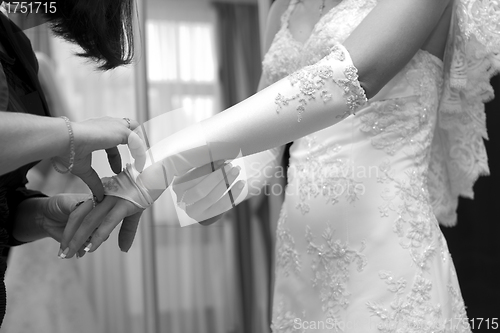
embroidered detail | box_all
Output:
[285,64,336,122]
[102,177,120,192]
[337,65,368,114]
[359,99,430,156]
[359,52,441,161]
[378,162,442,269]
[358,54,446,270]
[329,44,346,61]
[261,0,377,89]
[291,136,363,214]
[271,299,305,333]
[275,209,301,277]
[448,284,471,332]
[367,275,447,333]
[378,271,407,294]
[275,93,299,114]
[274,44,367,122]
[305,224,366,319]
[367,272,472,333]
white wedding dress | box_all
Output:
[262,0,498,331]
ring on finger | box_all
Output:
[123,117,131,129]
[91,195,102,208]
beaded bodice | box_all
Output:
[262,0,376,86]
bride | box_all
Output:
[61,0,498,331]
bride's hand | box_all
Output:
[172,161,246,225]
[52,117,146,201]
[58,160,247,257]
[59,196,143,258]
[12,193,91,245]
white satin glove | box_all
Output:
[136,44,367,205]
[169,146,283,225]
[68,43,367,247]
[101,163,153,209]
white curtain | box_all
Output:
[144,6,241,332]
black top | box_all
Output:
[0,12,50,325]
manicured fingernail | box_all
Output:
[76,252,80,259]
[84,243,92,252]
[58,247,69,259]
[237,181,246,189]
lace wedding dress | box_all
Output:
[263,0,499,331]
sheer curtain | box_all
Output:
[143,1,242,332]
[213,3,274,333]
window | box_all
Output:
[146,19,220,226]
[146,20,220,121]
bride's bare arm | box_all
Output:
[344,0,450,97]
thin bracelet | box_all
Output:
[51,116,75,174]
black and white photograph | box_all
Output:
[0,0,499,332]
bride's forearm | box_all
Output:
[242,147,285,200]
[200,66,361,160]
[138,45,366,192]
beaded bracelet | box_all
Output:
[51,116,75,174]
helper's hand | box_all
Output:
[52,117,146,202]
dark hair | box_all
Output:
[44,0,135,70]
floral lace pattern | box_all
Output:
[305,224,366,319]
[262,0,376,86]
[275,208,301,277]
[366,271,471,333]
[377,162,441,269]
[367,273,444,333]
[291,136,363,215]
[457,0,500,52]
[271,299,305,333]
[359,51,442,160]
[275,45,367,122]
[427,0,500,226]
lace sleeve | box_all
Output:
[428,0,500,226]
